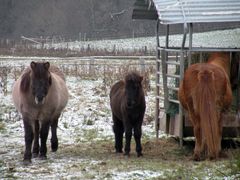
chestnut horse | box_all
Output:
[178,52,233,160]
[12,61,68,164]
[110,72,146,157]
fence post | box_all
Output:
[113,44,116,55]
[89,57,95,75]
[144,46,147,55]
[139,57,145,74]
[79,32,81,41]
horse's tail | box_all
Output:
[194,69,220,159]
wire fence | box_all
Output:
[0,56,157,96]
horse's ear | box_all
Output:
[30,61,36,70]
[44,62,50,70]
[20,71,30,93]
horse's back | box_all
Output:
[47,66,68,116]
[179,62,232,111]
[110,80,124,118]
[50,73,68,110]
[182,63,227,94]
[110,80,124,99]
[12,77,22,112]
[49,65,66,81]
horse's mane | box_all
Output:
[20,67,31,93]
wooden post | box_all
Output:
[89,57,95,75]
[139,57,145,74]
[144,46,147,55]
[79,32,81,41]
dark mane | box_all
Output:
[125,72,142,83]
[20,68,31,93]
[31,61,50,78]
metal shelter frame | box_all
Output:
[132,0,240,145]
[155,21,240,146]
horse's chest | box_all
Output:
[127,109,140,122]
[22,104,53,121]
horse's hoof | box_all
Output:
[32,153,39,158]
[124,152,130,157]
[192,154,201,161]
[51,142,58,152]
[23,159,31,166]
[115,149,123,153]
[137,152,143,157]
[39,155,47,160]
[219,151,228,158]
[51,147,58,152]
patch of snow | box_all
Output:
[40,28,240,52]
[111,169,165,180]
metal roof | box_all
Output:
[153,0,240,24]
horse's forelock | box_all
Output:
[31,62,50,79]
[125,72,142,83]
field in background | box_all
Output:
[1,28,239,58]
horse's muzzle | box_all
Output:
[35,96,45,105]
[127,100,136,108]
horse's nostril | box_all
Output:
[35,95,45,104]
[127,100,136,107]
[37,96,44,101]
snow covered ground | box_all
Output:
[41,28,240,52]
[1,28,240,178]
[0,58,164,179]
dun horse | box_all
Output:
[12,61,68,164]
[110,72,146,157]
[178,52,233,160]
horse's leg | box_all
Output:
[124,123,132,156]
[133,123,143,157]
[113,114,124,153]
[32,120,39,158]
[39,121,50,159]
[188,109,202,161]
[193,121,202,161]
[51,117,59,152]
[23,118,34,164]
[217,113,225,158]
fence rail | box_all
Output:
[0,55,158,97]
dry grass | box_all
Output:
[0,45,154,57]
